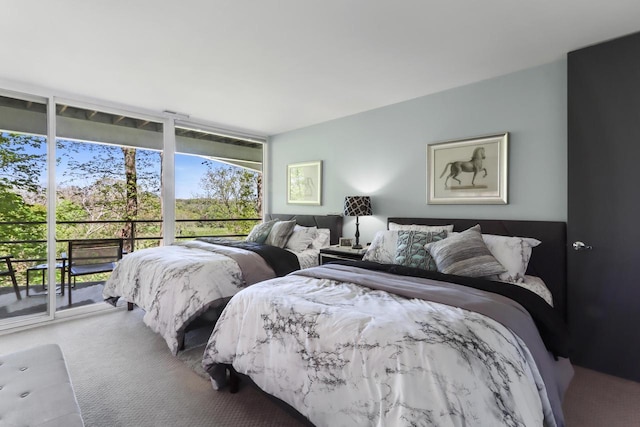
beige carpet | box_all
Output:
[1,307,639,426]
[0,308,305,427]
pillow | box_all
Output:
[516,275,554,306]
[425,225,506,277]
[363,230,399,263]
[482,234,541,282]
[388,222,454,233]
[285,225,318,252]
[449,231,542,282]
[246,219,278,243]
[394,230,447,270]
[310,228,331,249]
[265,220,296,248]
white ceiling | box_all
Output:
[2,1,639,136]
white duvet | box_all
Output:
[203,268,561,426]
[103,241,268,354]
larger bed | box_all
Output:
[102,214,342,354]
[201,217,573,426]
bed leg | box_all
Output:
[127,302,134,311]
[229,366,240,394]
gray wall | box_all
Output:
[268,60,567,242]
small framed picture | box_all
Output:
[287,160,322,205]
[339,237,353,247]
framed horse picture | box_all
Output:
[427,133,508,204]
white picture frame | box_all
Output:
[287,160,322,205]
[427,133,508,204]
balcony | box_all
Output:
[0,217,259,320]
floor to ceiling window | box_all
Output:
[0,92,49,323]
[173,123,265,241]
[0,88,266,329]
[54,103,163,312]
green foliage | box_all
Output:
[0,184,46,285]
[0,133,46,193]
[194,164,260,234]
[1,135,263,289]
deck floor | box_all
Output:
[0,281,106,319]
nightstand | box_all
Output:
[319,245,368,265]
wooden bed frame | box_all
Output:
[387,217,568,320]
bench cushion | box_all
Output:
[0,344,84,426]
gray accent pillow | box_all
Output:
[394,230,447,270]
[265,220,296,248]
[425,225,506,277]
[246,219,278,244]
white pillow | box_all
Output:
[363,230,399,263]
[482,234,541,282]
[515,275,553,306]
[388,222,454,233]
[285,225,318,252]
[310,228,331,249]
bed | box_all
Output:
[102,214,342,355]
[201,217,573,427]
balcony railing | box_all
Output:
[0,217,261,280]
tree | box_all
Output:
[60,141,162,250]
[198,164,261,234]
[0,133,47,272]
[0,133,46,193]
[122,147,138,252]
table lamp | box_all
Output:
[343,196,372,249]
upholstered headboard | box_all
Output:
[266,214,343,245]
[387,217,568,320]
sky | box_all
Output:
[4,134,219,199]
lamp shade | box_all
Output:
[344,196,372,217]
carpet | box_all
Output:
[176,344,209,379]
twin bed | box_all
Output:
[102,214,342,354]
[104,215,573,426]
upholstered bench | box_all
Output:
[0,344,84,426]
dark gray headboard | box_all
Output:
[387,217,568,320]
[267,214,343,245]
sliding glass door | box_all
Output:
[0,91,49,324]
[0,89,267,330]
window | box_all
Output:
[174,124,264,240]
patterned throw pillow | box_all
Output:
[363,230,399,264]
[482,234,541,282]
[265,220,297,248]
[246,220,278,244]
[310,228,331,249]
[425,225,506,277]
[388,222,454,233]
[394,230,447,270]
[285,225,318,252]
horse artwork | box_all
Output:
[439,146,487,189]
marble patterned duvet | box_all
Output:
[103,240,284,354]
[202,264,571,427]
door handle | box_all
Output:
[572,241,593,251]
